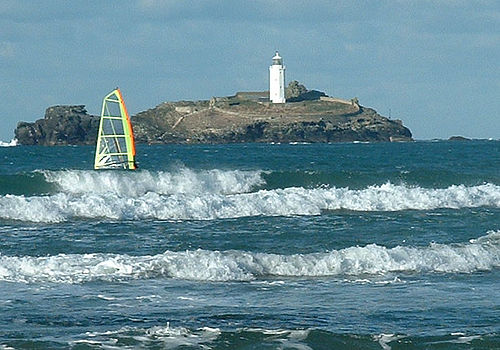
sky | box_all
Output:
[0,0,499,141]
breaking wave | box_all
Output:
[0,178,499,222]
[0,231,498,283]
[41,168,265,196]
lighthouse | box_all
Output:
[269,51,286,103]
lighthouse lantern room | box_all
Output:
[269,51,286,103]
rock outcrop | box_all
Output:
[448,136,472,141]
[285,81,326,102]
[132,95,412,144]
[14,92,412,145]
[15,105,99,146]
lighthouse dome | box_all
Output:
[272,51,283,65]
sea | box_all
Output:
[0,140,499,349]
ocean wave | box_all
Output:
[41,169,265,196]
[65,325,498,350]
[0,231,498,283]
[0,182,499,222]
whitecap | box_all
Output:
[0,231,498,284]
[2,182,500,223]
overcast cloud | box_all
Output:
[0,0,498,141]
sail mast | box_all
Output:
[116,88,136,169]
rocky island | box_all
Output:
[14,82,412,145]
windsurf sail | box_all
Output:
[94,88,137,170]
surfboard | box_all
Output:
[94,88,137,170]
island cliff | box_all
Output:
[15,105,99,146]
[14,87,412,145]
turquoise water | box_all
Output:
[0,141,499,349]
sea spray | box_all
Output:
[41,169,265,196]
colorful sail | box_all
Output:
[94,88,137,170]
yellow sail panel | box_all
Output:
[94,89,137,170]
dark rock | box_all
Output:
[448,136,471,141]
[15,105,99,145]
[285,81,307,100]
[285,81,327,102]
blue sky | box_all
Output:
[0,0,498,141]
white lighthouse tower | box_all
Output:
[269,51,286,103]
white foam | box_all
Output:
[0,139,17,147]
[41,168,264,197]
[0,345,16,350]
[246,328,312,348]
[73,324,221,349]
[451,335,482,344]
[0,231,498,284]
[1,182,499,222]
[374,333,405,350]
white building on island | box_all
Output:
[269,51,286,103]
